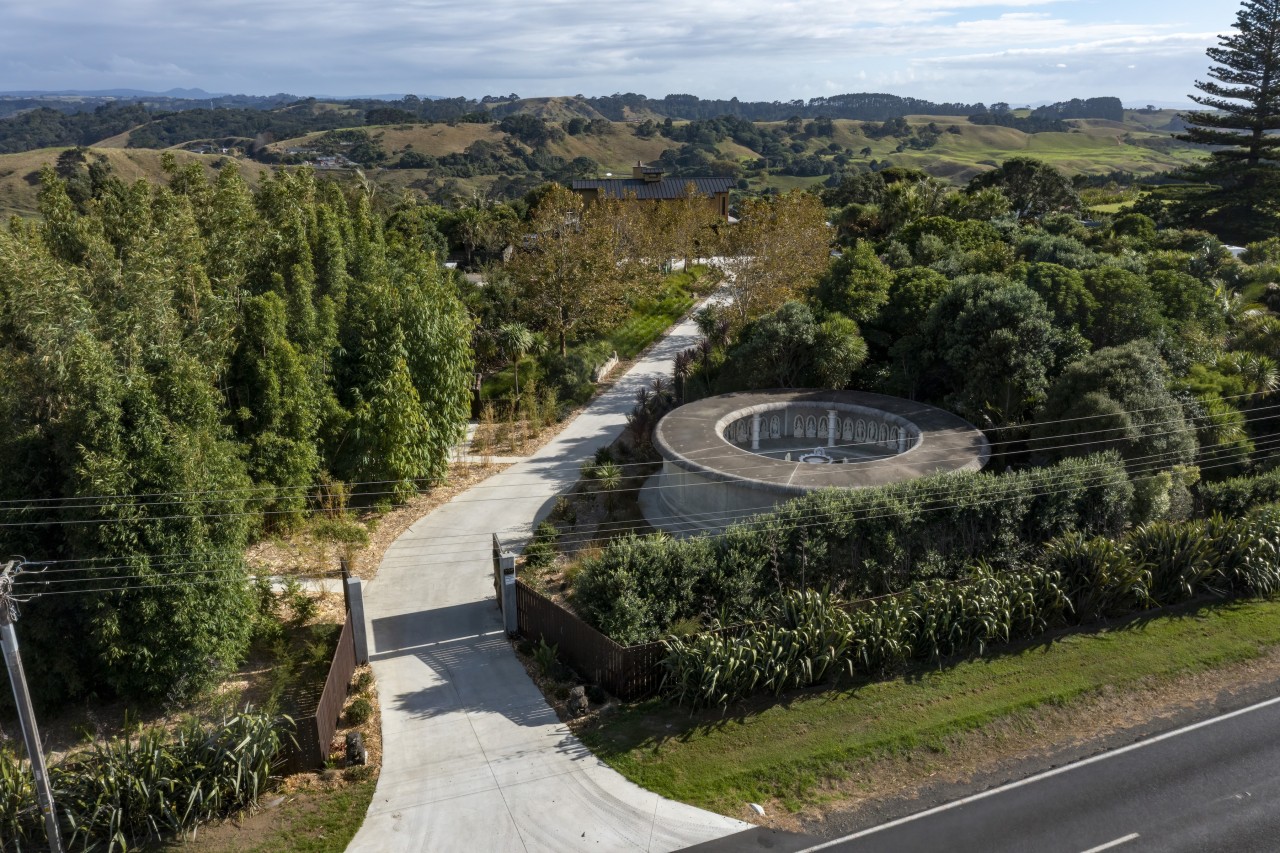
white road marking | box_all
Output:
[796,693,1280,851]
[1080,833,1140,853]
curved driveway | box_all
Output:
[347,302,749,852]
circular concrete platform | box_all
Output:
[643,389,990,534]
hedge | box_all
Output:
[661,505,1280,708]
[573,453,1133,644]
[1197,467,1280,517]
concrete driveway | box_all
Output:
[347,300,749,852]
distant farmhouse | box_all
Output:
[571,162,733,220]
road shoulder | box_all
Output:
[799,648,1280,839]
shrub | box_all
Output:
[345,697,373,726]
[352,669,375,695]
[1040,532,1151,622]
[1203,511,1280,598]
[523,521,559,571]
[249,577,285,650]
[662,572,1070,708]
[1,710,288,850]
[541,341,613,405]
[310,516,370,546]
[660,504,1280,708]
[574,454,1132,643]
[533,638,559,678]
[1126,520,1216,604]
[283,578,319,626]
[552,495,577,525]
[1197,467,1280,517]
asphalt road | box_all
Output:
[799,695,1280,853]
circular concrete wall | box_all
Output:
[643,389,990,534]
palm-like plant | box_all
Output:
[497,322,534,398]
[673,348,695,401]
[594,460,623,511]
[1219,350,1279,394]
[1230,311,1280,356]
[1217,285,1267,330]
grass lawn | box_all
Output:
[580,598,1280,816]
[1088,201,1133,215]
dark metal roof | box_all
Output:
[570,177,734,200]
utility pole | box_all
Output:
[0,560,63,853]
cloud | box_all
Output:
[0,1,1224,103]
[910,31,1218,103]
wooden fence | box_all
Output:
[282,611,356,773]
[515,580,666,700]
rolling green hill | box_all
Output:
[266,112,1202,197]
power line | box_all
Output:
[0,388,1272,512]
[0,399,1269,530]
[21,443,1278,595]
[18,422,1273,578]
[494,437,1280,556]
[15,565,345,589]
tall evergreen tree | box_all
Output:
[1175,0,1280,241]
[1182,0,1280,166]
[230,292,321,525]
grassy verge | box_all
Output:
[580,598,1280,815]
[162,779,377,853]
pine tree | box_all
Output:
[1181,0,1280,167]
[1174,0,1280,242]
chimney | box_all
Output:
[632,161,663,182]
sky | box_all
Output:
[0,0,1239,107]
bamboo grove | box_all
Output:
[0,160,474,704]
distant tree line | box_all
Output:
[583,92,982,121]
[0,91,1135,156]
[968,109,1069,133]
[0,91,297,120]
[0,104,151,153]
[1033,97,1125,122]
[126,101,362,149]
